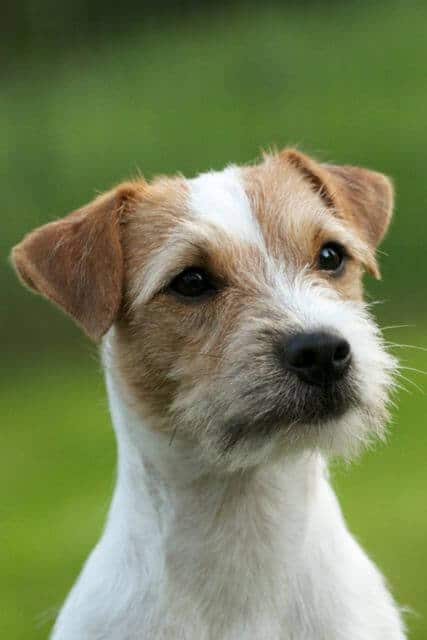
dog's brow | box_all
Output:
[132,227,219,306]
[188,166,264,247]
[132,212,374,308]
[311,212,376,268]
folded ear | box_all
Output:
[323,163,394,249]
[282,149,394,277]
[11,182,143,340]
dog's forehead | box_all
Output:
[185,156,330,252]
[187,166,263,246]
[126,155,363,305]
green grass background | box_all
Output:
[2,2,426,638]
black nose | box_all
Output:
[283,332,351,386]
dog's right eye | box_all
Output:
[317,242,346,274]
[167,267,217,299]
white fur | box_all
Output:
[50,166,406,639]
[188,166,263,246]
[51,362,405,640]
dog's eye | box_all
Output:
[317,242,346,273]
[168,267,216,299]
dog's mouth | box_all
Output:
[221,377,358,450]
[284,377,358,423]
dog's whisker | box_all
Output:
[395,372,424,394]
[392,380,412,396]
[384,341,427,352]
[380,323,415,331]
[365,298,386,307]
[397,365,427,376]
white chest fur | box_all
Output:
[51,370,405,640]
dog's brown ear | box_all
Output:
[11,182,143,340]
[323,163,394,249]
[282,149,394,278]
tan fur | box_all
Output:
[325,163,394,248]
[113,176,194,419]
[280,149,393,271]
[242,153,375,299]
[12,181,145,340]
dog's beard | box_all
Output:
[179,385,389,472]
[219,374,359,451]
[171,345,395,472]
[178,370,359,465]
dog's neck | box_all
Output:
[83,361,360,638]
[104,365,325,587]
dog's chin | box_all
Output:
[176,368,389,472]
[221,380,358,450]
[201,382,378,472]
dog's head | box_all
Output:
[12,149,396,470]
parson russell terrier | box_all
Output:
[12,148,406,639]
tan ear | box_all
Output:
[323,163,394,248]
[11,182,142,340]
[282,149,394,277]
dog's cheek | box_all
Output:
[112,299,196,423]
[354,338,396,419]
[318,262,364,301]
[112,319,177,421]
[333,306,396,440]
[113,295,229,425]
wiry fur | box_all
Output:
[11,149,406,639]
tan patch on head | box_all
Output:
[279,149,393,251]
[243,152,331,262]
[241,152,373,300]
[112,176,191,418]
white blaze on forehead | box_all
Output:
[188,166,263,245]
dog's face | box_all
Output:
[12,149,396,471]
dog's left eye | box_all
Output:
[168,267,216,299]
[317,242,346,273]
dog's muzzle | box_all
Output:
[221,329,357,451]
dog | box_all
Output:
[12,148,406,639]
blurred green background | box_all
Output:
[2,1,426,638]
